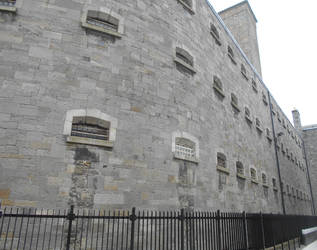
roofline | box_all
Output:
[218,0,258,23]
[303,125,317,131]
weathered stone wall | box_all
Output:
[303,127,317,213]
[0,0,312,214]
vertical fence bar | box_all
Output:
[260,212,266,250]
[243,211,249,250]
[180,208,184,250]
[66,205,75,250]
[130,207,136,250]
[216,210,221,250]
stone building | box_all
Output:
[0,0,313,215]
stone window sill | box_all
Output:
[177,0,195,14]
[228,54,236,65]
[82,22,123,38]
[0,5,16,12]
[217,166,230,175]
[236,173,246,180]
[210,31,221,46]
[213,85,225,98]
[266,136,273,142]
[67,136,114,148]
[273,187,278,192]
[174,57,196,74]
[231,102,241,112]
[251,179,259,185]
[263,183,269,188]
[173,153,199,164]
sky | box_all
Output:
[209,0,317,126]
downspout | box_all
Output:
[267,91,286,215]
[302,140,316,215]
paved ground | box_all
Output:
[302,241,317,250]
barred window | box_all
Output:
[217,153,226,168]
[175,137,195,159]
[0,0,16,6]
[176,47,193,66]
[236,161,244,175]
[87,10,119,32]
[71,116,110,141]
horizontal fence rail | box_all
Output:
[0,204,317,250]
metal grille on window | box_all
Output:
[175,138,195,159]
[236,161,244,175]
[217,153,226,168]
[71,117,110,141]
[251,168,256,180]
[86,10,119,32]
[262,173,267,184]
[0,0,16,6]
[176,48,193,67]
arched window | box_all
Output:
[64,109,118,148]
[250,168,257,183]
[81,8,124,38]
[262,173,267,185]
[174,47,196,74]
[210,23,221,45]
[241,64,248,80]
[227,46,236,64]
[236,161,244,175]
[231,93,240,112]
[172,131,199,163]
[213,75,225,98]
[272,178,277,190]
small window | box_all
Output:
[217,153,226,168]
[262,92,268,105]
[255,118,262,132]
[245,107,252,123]
[281,143,285,154]
[210,24,221,45]
[282,119,286,128]
[250,168,257,182]
[272,178,277,190]
[175,137,196,161]
[287,184,290,195]
[262,173,267,185]
[231,93,240,112]
[213,76,225,98]
[252,79,258,93]
[236,161,244,175]
[0,0,16,12]
[174,47,196,74]
[82,10,123,38]
[71,116,110,141]
[177,0,195,14]
[271,104,276,115]
[266,128,272,141]
[241,64,248,80]
[277,112,281,122]
[227,46,236,64]
[292,187,295,197]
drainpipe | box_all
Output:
[302,140,316,215]
[267,91,286,215]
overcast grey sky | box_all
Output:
[209,0,317,126]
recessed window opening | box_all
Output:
[241,64,248,80]
[272,178,277,189]
[252,79,258,92]
[236,161,244,175]
[245,107,251,118]
[213,76,223,90]
[176,47,193,67]
[250,168,257,181]
[210,23,221,45]
[262,173,267,184]
[217,153,226,168]
[87,10,119,32]
[71,116,110,141]
[182,0,192,8]
[231,93,238,106]
[175,137,195,159]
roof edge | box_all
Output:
[218,0,257,23]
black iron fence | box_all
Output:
[0,204,316,250]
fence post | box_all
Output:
[243,211,249,250]
[130,207,136,250]
[260,212,266,250]
[66,205,75,250]
[180,208,185,250]
[216,210,221,250]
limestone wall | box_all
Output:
[0,0,312,214]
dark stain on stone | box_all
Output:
[74,147,98,162]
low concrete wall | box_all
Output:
[302,227,317,245]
